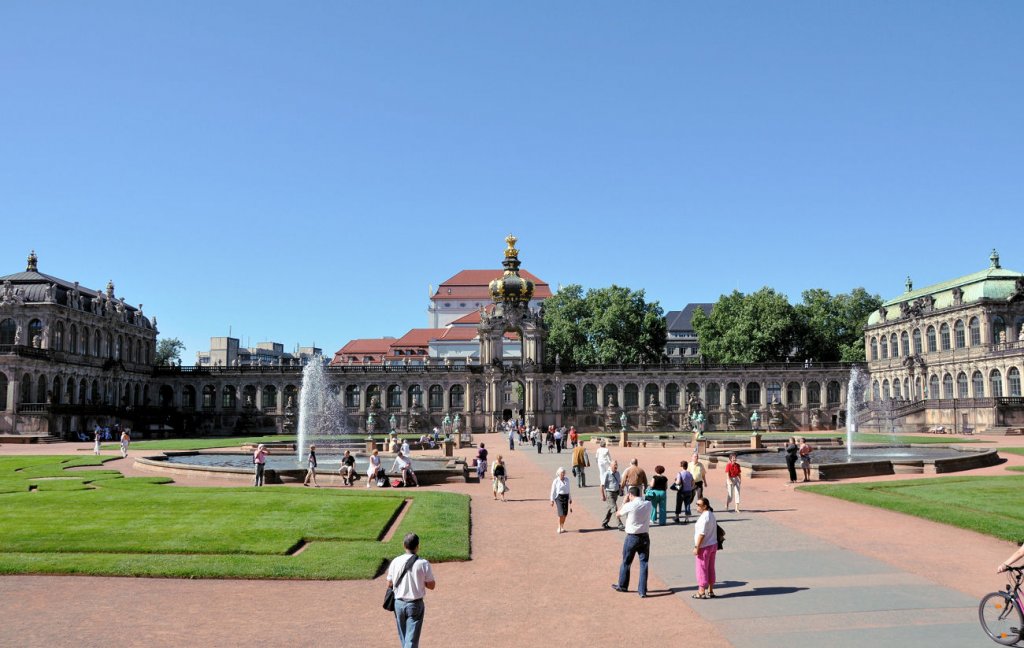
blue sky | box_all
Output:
[1,2,1022,360]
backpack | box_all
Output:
[716,524,726,550]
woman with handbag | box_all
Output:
[491,455,508,501]
[647,465,668,525]
[692,497,718,599]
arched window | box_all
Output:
[745,382,761,405]
[957,372,969,398]
[929,375,939,399]
[563,384,578,408]
[428,385,442,410]
[36,374,48,403]
[386,384,402,408]
[870,337,878,360]
[93,330,101,356]
[28,319,43,346]
[969,317,981,346]
[52,322,64,351]
[261,385,277,409]
[106,333,114,359]
[706,383,720,408]
[972,371,985,397]
[0,318,16,345]
[786,381,801,405]
[127,338,134,363]
[182,385,196,409]
[644,383,659,406]
[926,326,936,352]
[624,384,639,408]
[990,370,1003,398]
[893,379,902,399]
[583,384,598,408]
[365,385,381,408]
[603,384,618,407]
[807,382,821,406]
[345,385,361,408]
[912,329,922,355]
[116,335,123,360]
[80,379,88,404]
[767,381,782,404]
[890,334,899,358]
[726,382,741,405]
[914,377,921,399]
[66,377,75,404]
[954,320,966,348]
[51,376,62,404]
[1009,368,1022,397]
[202,385,216,408]
[882,380,890,400]
[69,325,78,355]
[407,384,423,407]
[450,384,464,409]
[943,373,953,399]
[21,374,32,403]
[134,384,142,406]
[880,336,889,359]
[993,316,1007,344]
[80,326,89,355]
[91,380,101,405]
[900,331,910,357]
[940,324,951,351]
[826,381,841,405]
[665,383,679,408]
[872,380,880,401]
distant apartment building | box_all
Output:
[665,303,713,359]
[196,338,323,367]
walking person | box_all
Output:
[508,426,516,451]
[673,460,695,524]
[303,444,319,487]
[550,467,572,534]
[491,455,508,501]
[253,443,269,487]
[798,437,813,482]
[691,452,707,502]
[621,458,648,493]
[387,533,436,648]
[93,428,102,456]
[612,486,652,598]
[600,460,624,530]
[784,437,799,483]
[571,441,590,487]
[119,428,131,458]
[648,465,668,525]
[553,427,563,453]
[724,453,742,513]
[595,438,613,486]
[366,449,381,488]
[692,497,718,598]
[475,443,488,482]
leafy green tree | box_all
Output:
[692,288,799,363]
[796,287,882,362]
[543,284,667,366]
[154,337,186,366]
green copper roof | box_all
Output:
[867,250,1024,326]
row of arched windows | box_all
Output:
[8,371,149,406]
[0,318,151,364]
[870,316,1020,361]
[872,367,1022,400]
[559,381,843,409]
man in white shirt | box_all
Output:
[387,533,436,648]
[612,486,652,598]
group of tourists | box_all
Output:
[90,424,131,457]
[784,437,814,483]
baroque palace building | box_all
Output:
[11,240,1020,439]
[860,250,1024,433]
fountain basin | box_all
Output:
[136,451,468,485]
[708,445,1001,480]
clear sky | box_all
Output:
[1,2,1022,360]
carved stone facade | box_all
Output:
[862,250,1024,432]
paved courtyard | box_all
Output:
[1,436,1021,647]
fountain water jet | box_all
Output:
[296,355,346,462]
[845,366,869,457]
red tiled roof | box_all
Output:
[448,304,496,325]
[390,328,445,349]
[433,269,552,301]
[436,327,480,342]
[329,338,394,365]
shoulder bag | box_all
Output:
[383,555,419,612]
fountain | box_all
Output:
[845,366,869,457]
[296,355,346,462]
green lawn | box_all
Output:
[101,435,296,451]
[801,475,1024,543]
[0,456,470,579]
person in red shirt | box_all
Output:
[568,426,579,448]
[724,453,742,513]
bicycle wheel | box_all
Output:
[979,592,1024,645]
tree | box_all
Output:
[795,287,882,362]
[154,337,185,366]
[543,284,667,366]
[692,288,800,363]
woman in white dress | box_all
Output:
[366,449,381,488]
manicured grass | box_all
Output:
[801,475,1024,543]
[0,456,470,579]
[999,447,1024,456]
[101,435,296,451]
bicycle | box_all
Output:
[980,565,1024,645]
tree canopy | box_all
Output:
[543,284,667,366]
[154,338,185,366]
[693,286,882,363]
